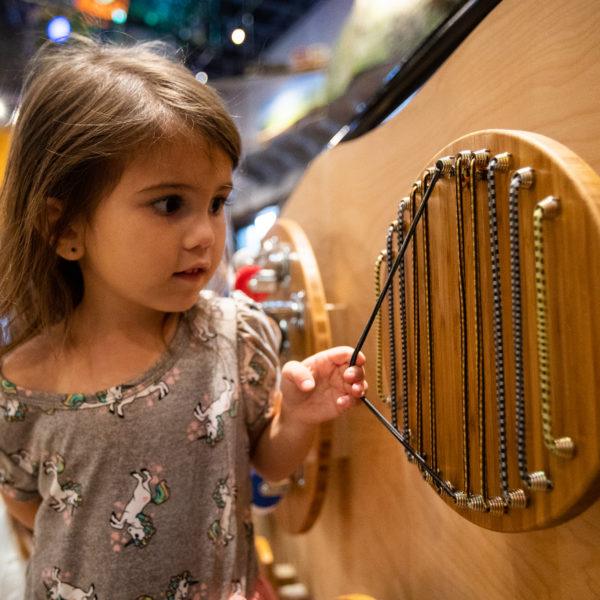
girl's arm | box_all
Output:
[1,492,40,531]
[251,404,317,483]
[251,347,366,482]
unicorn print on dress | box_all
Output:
[192,311,217,343]
[43,567,96,600]
[133,571,199,600]
[43,454,82,515]
[110,468,170,548]
[62,380,169,417]
[239,351,268,387]
[208,475,237,546]
[194,377,237,445]
[165,571,199,600]
[0,380,27,422]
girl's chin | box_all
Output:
[163,292,205,313]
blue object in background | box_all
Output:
[47,16,71,43]
[251,469,282,513]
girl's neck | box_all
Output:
[0,298,181,395]
[67,297,175,351]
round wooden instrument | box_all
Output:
[370,129,600,532]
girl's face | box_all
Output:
[76,135,232,316]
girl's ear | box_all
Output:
[46,197,85,261]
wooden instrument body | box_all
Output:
[263,218,335,534]
[261,0,600,597]
[394,129,600,531]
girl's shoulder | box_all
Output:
[188,290,280,351]
[189,290,264,325]
[1,330,60,392]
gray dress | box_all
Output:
[0,291,280,600]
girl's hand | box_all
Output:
[279,346,367,426]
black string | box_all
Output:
[350,166,441,365]
[349,165,455,498]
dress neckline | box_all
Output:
[0,313,191,406]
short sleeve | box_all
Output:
[0,389,40,501]
[234,291,281,452]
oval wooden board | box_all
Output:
[385,129,600,531]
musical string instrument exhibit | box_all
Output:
[354,130,600,532]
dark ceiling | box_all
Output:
[181,0,324,76]
[0,0,323,100]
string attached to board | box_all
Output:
[348,163,455,498]
[343,130,600,532]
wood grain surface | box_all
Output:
[263,219,335,534]
[257,0,600,598]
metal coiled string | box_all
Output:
[350,166,455,497]
[533,197,574,460]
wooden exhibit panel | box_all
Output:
[257,0,600,598]
[370,130,600,531]
[259,219,335,534]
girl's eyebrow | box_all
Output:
[138,182,234,193]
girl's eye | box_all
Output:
[210,196,231,215]
[153,195,183,215]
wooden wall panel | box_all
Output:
[259,0,600,598]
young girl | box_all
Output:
[0,38,366,599]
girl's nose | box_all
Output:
[183,216,215,250]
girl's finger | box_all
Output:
[343,366,365,383]
[282,360,315,392]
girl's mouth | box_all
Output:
[174,267,207,281]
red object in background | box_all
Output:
[234,264,268,301]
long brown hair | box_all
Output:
[0,36,241,355]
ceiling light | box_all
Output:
[231,28,246,45]
[47,16,71,43]
[195,71,208,84]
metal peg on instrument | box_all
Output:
[507,489,527,509]
[473,148,491,167]
[528,471,553,491]
[436,155,455,177]
[553,437,575,458]
[493,151,512,171]
[488,496,506,515]
[515,166,535,188]
[454,491,469,508]
[467,494,488,512]
[538,195,560,218]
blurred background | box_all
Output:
[0,0,475,250]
